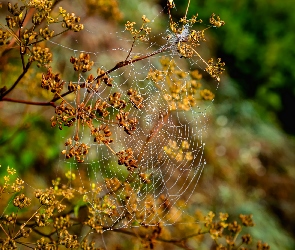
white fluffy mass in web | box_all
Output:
[49,0,222,230]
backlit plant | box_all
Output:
[0,0,269,249]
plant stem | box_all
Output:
[0,61,32,99]
[0,97,56,107]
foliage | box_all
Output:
[201,97,295,250]
[0,0,274,249]
[0,165,271,249]
[175,0,295,134]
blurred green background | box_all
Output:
[1,0,295,249]
[173,0,295,135]
[167,0,295,248]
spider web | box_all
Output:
[50,0,218,230]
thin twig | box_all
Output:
[51,45,168,103]
[192,47,209,67]
[93,45,169,82]
[20,48,26,71]
[27,29,70,46]
[0,97,56,107]
[55,92,75,110]
[112,227,197,249]
[185,0,191,20]
[125,38,136,61]
[14,241,34,249]
[104,143,117,155]
[13,205,43,239]
[137,111,169,164]
[0,223,9,238]
[0,61,32,99]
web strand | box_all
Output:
[50,0,222,230]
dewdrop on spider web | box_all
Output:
[167,0,176,10]
[49,0,224,230]
[165,23,192,56]
[165,0,203,59]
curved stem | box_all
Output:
[137,111,169,164]
[27,29,70,46]
[0,61,32,99]
[125,38,136,61]
[14,205,43,239]
[1,44,169,108]
[51,45,169,103]
[93,45,169,82]
[0,97,56,107]
[112,227,196,250]
[185,0,191,20]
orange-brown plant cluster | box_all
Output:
[0,0,269,249]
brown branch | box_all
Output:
[0,97,56,107]
[14,241,34,249]
[94,45,168,82]
[1,41,168,111]
[111,227,196,250]
[20,49,26,70]
[137,111,169,164]
[27,29,70,46]
[185,0,191,20]
[125,38,136,61]
[51,45,169,103]
[14,206,43,239]
[0,61,32,99]
[0,8,34,54]
[119,111,170,185]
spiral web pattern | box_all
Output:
[53,4,218,231]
